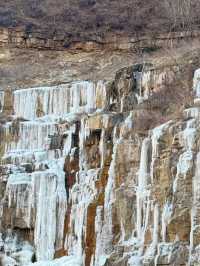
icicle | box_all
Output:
[33,160,67,261]
[4,121,58,153]
[94,206,104,266]
[97,139,121,260]
[5,162,67,261]
[145,204,159,261]
[99,129,106,168]
[79,117,91,171]
[0,90,4,112]
[161,202,173,242]
[193,69,200,98]
[152,204,159,247]
[63,124,76,156]
[138,138,151,189]
[136,138,151,245]
[13,85,70,120]
[13,81,107,120]
[188,152,200,264]
[33,171,57,260]
[173,119,196,194]
[150,121,172,182]
[66,169,99,263]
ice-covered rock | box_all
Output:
[1,66,200,266]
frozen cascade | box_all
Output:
[5,162,67,261]
[151,204,159,251]
[66,169,100,262]
[34,160,67,260]
[135,68,174,104]
[6,173,33,228]
[34,172,58,260]
[0,78,108,265]
[3,121,58,152]
[189,152,200,264]
[28,255,82,266]
[193,69,200,98]
[136,138,151,252]
[150,121,172,182]
[91,136,120,266]
[143,204,159,264]
[13,85,70,120]
[78,117,91,171]
[0,91,4,112]
[161,202,173,242]
[94,206,107,266]
[94,139,119,265]
[2,149,61,166]
[173,118,196,194]
[3,66,200,266]
[13,81,107,120]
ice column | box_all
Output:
[0,90,4,112]
[136,138,151,249]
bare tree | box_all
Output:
[164,0,195,31]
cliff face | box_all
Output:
[1,3,200,263]
[1,27,200,51]
[0,53,200,266]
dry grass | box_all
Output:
[0,0,200,41]
[133,57,196,132]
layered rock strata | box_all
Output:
[1,27,200,51]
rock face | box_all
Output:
[0,61,200,266]
[1,27,200,52]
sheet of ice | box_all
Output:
[4,230,18,255]
[1,255,17,266]
[144,204,159,261]
[183,108,200,120]
[0,80,111,265]
[3,149,61,166]
[179,119,196,151]
[66,169,99,260]
[33,171,57,260]
[136,138,151,243]
[94,206,105,266]
[161,202,173,242]
[0,90,4,112]
[13,81,108,120]
[189,152,200,263]
[13,85,71,120]
[128,255,142,266]
[79,117,91,171]
[63,124,76,156]
[150,121,172,181]
[5,160,67,261]
[12,242,34,265]
[4,121,58,152]
[28,255,82,266]
[173,150,193,194]
[193,68,200,97]
[93,140,120,265]
[6,173,33,228]
[33,161,67,260]
[135,138,152,258]
[152,204,159,247]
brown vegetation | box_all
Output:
[1,0,200,42]
[134,61,195,132]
